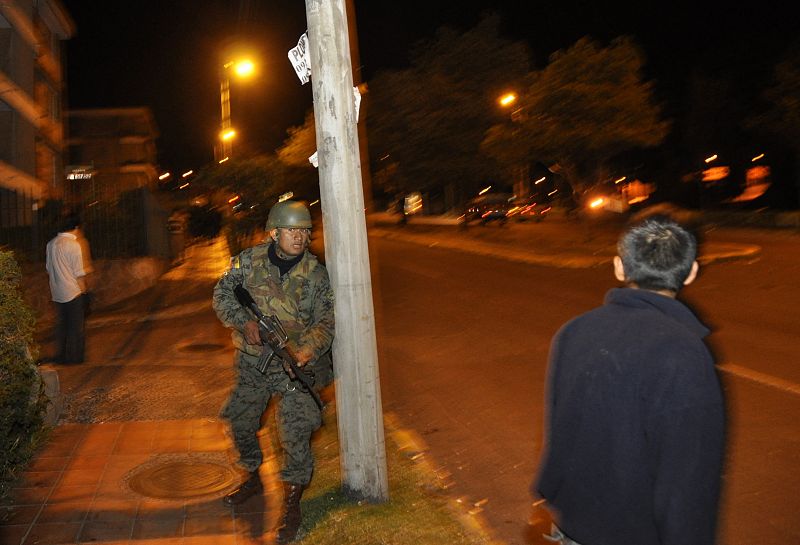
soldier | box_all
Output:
[213,200,334,543]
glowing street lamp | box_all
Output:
[219,57,256,158]
[498,92,517,107]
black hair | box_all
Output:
[617,215,697,293]
[60,214,81,232]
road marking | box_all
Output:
[719,363,800,396]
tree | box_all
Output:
[277,110,318,168]
[482,36,670,199]
[366,14,530,210]
[745,42,800,207]
[751,42,800,142]
[193,154,319,250]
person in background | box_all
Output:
[533,214,725,545]
[46,214,93,364]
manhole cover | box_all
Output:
[179,343,227,353]
[126,459,236,500]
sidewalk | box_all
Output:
[3,239,282,545]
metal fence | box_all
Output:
[0,186,170,263]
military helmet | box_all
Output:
[266,200,312,230]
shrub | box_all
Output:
[0,250,47,503]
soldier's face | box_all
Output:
[273,227,310,257]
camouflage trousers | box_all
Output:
[221,351,322,485]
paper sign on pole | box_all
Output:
[288,32,311,85]
[353,86,361,122]
[305,86,362,170]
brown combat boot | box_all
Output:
[275,482,305,544]
[222,471,263,506]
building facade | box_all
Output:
[0,0,73,227]
[65,108,159,204]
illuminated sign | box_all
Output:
[66,165,95,180]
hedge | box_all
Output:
[0,249,48,504]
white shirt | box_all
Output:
[45,232,89,303]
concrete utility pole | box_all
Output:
[304,0,389,501]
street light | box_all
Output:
[219,58,255,159]
[498,92,517,107]
[497,92,528,197]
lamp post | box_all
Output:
[218,58,255,160]
[498,91,529,197]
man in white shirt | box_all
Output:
[46,215,92,364]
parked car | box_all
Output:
[460,193,513,225]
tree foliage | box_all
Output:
[482,36,670,194]
[192,154,319,250]
[366,14,530,205]
[755,44,800,144]
[277,110,318,168]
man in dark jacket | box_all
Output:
[534,215,725,545]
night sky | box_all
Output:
[59,1,798,175]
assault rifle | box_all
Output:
[233,285,323,410]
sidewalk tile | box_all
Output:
[136,500,185,520]
[184,514,235,536]
[0,524,28,545]
[66,455,110,470]
[190,437,231,452]
[114,436,155,454]
[131,517,185,539]
[20,471,61,488]
[59,468,104,487]
[85,498,138,521]
[37,501,88,523]
[184,500,232,517]
[26,456,69,472]
[74,436,118,456]
[7,487,50,505]
[119,421,160,435]
[25,521,82,544]
[47,484,97,503]
[37,439,78,458]
[0,504,42,525]
[151,437,191,452]
[105,454,151,471]
[79,518,134,542]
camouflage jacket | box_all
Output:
[212,241,335,375]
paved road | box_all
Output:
[370,220,800,545]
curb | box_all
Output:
[370,228,760,268]
[384,412,507,545]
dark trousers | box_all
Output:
[55,295,86,363]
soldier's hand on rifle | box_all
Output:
[292,345,314,367]
[243,321,262,345]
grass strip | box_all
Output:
[295,406,490,545]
